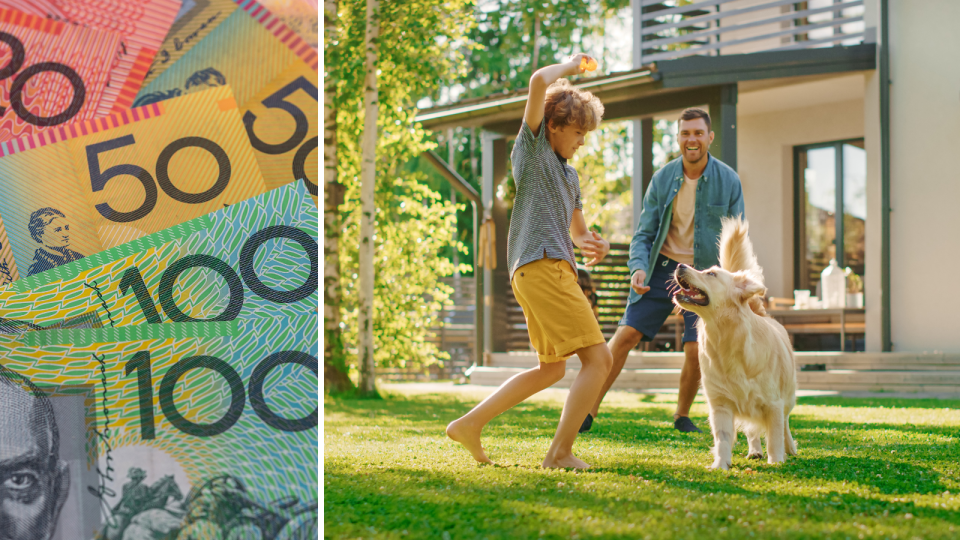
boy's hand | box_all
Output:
[631,270,651,295]
[582,231,610,267]
[568,53,599,75]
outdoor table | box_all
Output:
[766,308,866,352]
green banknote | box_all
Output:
[0,180,317,344]
[0,316,317,539]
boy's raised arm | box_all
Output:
[524,54,596,136]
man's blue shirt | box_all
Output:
[627,154,744,305]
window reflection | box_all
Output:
[796,140,866,295]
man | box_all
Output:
[27,207,85,277]
[0,364,70,540]
[582,108,744,433]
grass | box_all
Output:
[324,384,960,539]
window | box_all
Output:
[794,139,866,294]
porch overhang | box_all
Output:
[414,43,876,134]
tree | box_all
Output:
[323,0,353,393]
[357,0,379,396]
[332,0,474,384]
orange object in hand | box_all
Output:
[579,57,598,72]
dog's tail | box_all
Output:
[719,216,763,278]
[720,217,768,316]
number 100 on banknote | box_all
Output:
[0,86,267,284]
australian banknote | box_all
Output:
[0,0,182,116]
[0,315,317,540]
[259,0,319,48]
[0,85,267,286]
[0,181,316,342]
[137,0,318,200]
[0,8,121,141]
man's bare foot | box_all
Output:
[446,418,492,464]
[542,453,590,469]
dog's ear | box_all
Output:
[734,271,766,303]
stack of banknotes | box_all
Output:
[0,2,318,539]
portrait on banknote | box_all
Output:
[0,366,103,540]
[132,68,228,108]
[26,208,86,277]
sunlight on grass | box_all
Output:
[325,386,960,539]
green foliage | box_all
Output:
[332,0,475,370]
[325,387,960,539]
[462,0,630,99]
[572,120,633,243]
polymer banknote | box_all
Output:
[0,85,267,286]
[0,8,120,141]
[0,0,182,116]
[137,0,318,199]
[144,0,318,88]
[260,0,319,48]
[0,181,316,340]
[0,315,318,540]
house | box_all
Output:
[415,0,960,380]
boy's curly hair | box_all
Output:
[544,78,604,132]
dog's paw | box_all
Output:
[746,452,763,460]
[708,459,731,471]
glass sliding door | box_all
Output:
[794,139,866,294]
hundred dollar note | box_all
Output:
[0,316,318,540]
[137,0,318,199]
[0,85,268,284]
[0,0,182,115]
[0,181,316,339]
[0,8,121,141]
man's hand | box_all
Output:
[631,269,651,295]
[581,231,610,267]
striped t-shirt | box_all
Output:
[507,119,582,281]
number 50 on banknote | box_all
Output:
[0,85,267,285]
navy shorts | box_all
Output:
[619,253,700,343]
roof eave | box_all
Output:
[415,69,659,130]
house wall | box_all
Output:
[736,78,865,299]
[883,0,960,352]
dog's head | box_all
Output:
[672,264,766,319]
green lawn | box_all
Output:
[324,384,960,539]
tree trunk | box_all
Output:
[531,12,541,73]
[357,0,380,397]
[323,0,353,394]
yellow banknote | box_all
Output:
[241,60,319,201]
[0,85,267,284]
[136,0,318,200]
[143,0,239,87]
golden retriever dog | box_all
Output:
[672,217,797,469]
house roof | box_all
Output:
[415,44,875,134]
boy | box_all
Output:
[446,54,613,469]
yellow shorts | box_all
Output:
[511,258,606,364]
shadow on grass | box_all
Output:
[782,454,947,494]
[325,462,960,540]
[327,391,958,493]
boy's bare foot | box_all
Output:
[446,418,493,464]
[542,453,590,469]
